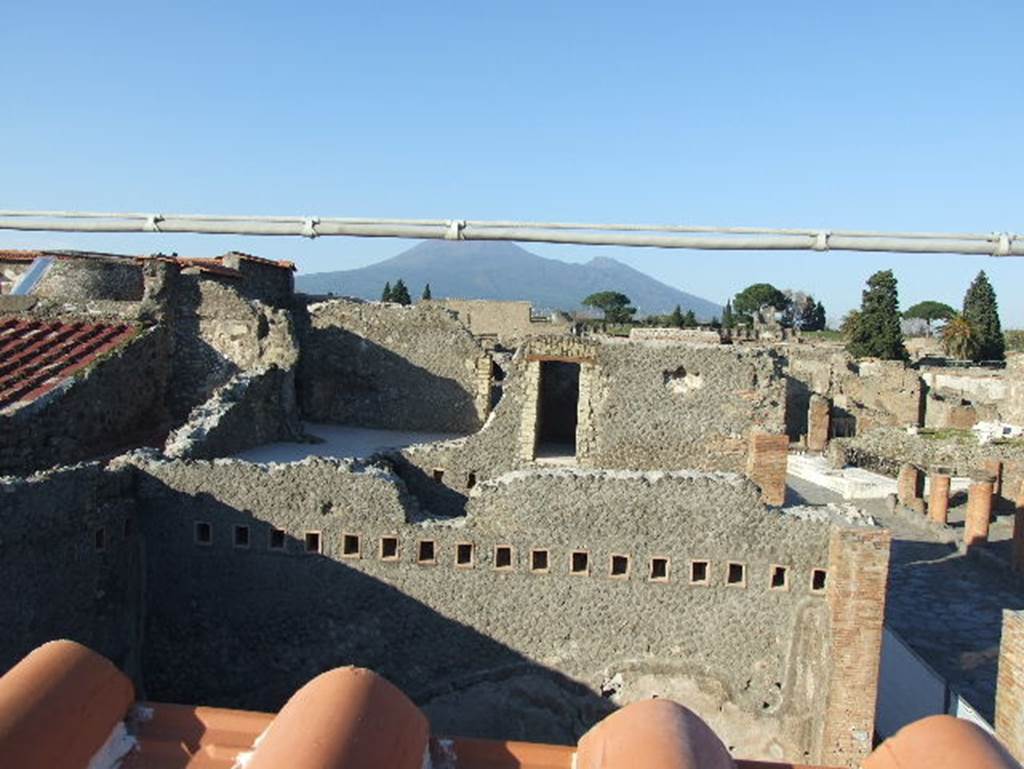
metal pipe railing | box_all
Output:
[0,210,1020,256]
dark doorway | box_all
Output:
[536,361,580,459]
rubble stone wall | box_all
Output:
[0,463,142,681]
[127,454,870,764]
[433,299,572,343]
[166,275,299,419]
[33,257,145,302]
[296,300,488,433]
[0,327,169,476]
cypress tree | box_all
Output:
[846,270,907,360]
[391,279,412,306]
[811,301,827,331]
[683,309,697,327]
[422,283,432,301]
[381,281,392,302]
[962,270,1004,361]
[669,305,684,328]
[721,300,734,329]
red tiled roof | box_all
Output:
[0,318,138,411]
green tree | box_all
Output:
[668,305,684,328]
[721,300,734,329]
[381,281,392,302]
[808,301,827,331]
[941,314,978,360]
[962,271,1004,361]
[421,283,432,301]
[732,283,789,324]
[391,279,412,305]
[683,309,697,327]
[846,270,907,360]
[903,300,955,333]
[582,291,636,324]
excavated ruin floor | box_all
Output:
[787,473,1024,723]
[232,423,461,463]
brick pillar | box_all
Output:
[984,458,1004,502]
[897,464,924,508]
[996,610,1024,762]
[965,472,996,551]
[821,527,891,768]
[807,394,832,453]
[928,469,951,525]
[1013,481,1024,574]
[746,431,789,506]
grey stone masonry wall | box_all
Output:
[389,336,787,518]
[0,326,169,476]
[222,253,295,308]
[125,452,874,764]
[163,366,303,460]
[0,463,142,681]
[165,274,299,419]
[784,346,923,439]
[33,256,145,302]
[296,299,489,433]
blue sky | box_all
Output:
[2,1,1021,325]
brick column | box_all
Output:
[965,472,996,551]
[928,468,951,525]
[897,464,924,511]
[807,394,831,452]
[996,610,1024,762]
[984,458,1004,503]
[1013,481,1024,574]
[746,431,789,506]
[821,527,891,768]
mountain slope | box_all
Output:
[296,240,722,319]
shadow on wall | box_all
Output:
[297,326,481,434]
[883,537,1024,724]
[137,479,613,744]
[168,281,242,420]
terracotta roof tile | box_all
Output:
[0,250,43,262]
[2,641,1017,769]
[0,317,138,411]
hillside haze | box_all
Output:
[296,241,722,319]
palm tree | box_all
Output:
[942,314,978,360]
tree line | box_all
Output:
[380,279,431,305]
[843,269,1004,362]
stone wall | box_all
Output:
[0,326,169,476]
[386,336,787,518]
[33,256,145,301]
[296,299,488,433]
[0,463,142,680]
[166,275,299,419]
[125,452,878,764]
[433,299,572,344]
[784,347,923,440]
[921,356,1024,429]
[163,366,303,460]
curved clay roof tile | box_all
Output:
[576,699,735,769]
[0,639,134,769]
[245,666,429,769]
[864,715,1021,769]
